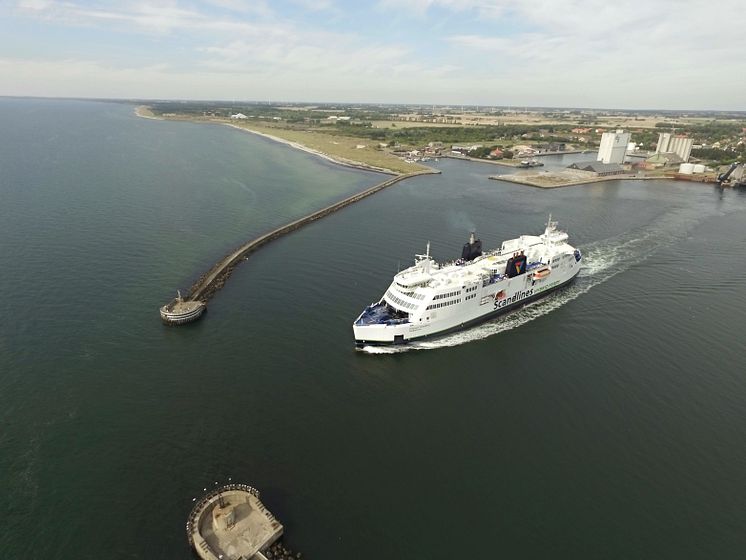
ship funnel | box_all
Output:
[461,231,483,261]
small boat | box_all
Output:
[532,267,551,279]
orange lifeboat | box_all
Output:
[533,267,551,279]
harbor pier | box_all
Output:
[187,483,283,560]
[161,169,439,324]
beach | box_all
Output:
[222,123,399,175]
[134,106,428,175]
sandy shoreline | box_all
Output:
[132,105,400,175]
[134,105,162,120]
[222,123,398,175]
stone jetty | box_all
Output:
[161,169,439,324]
[187,483,283,560]
[159,290,205,324]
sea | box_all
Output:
[1,98,746,559]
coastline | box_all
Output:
[132,105,677,190]
[441,154,522,167]
[134,105,162,120]
[133,105,413,175]
[222,123,398,175]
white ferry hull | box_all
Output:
[354,268,579,345]
[353,218,582,346]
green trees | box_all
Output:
[691,147,740,164]
[469,146,493,158]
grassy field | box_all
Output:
[388,113,729,130]
[371,120,466,129]
[165,116,428,174]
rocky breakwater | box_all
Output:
[160,169,440,325]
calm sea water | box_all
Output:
[2,99,746,559]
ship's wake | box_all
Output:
[359,205,724,354]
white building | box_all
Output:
[230,113,248,119]
[597,130,631,164]
[656,133,693,162]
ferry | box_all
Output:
[353,216,581,345]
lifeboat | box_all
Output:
[533,267,551,279]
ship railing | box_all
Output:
[481,273,505,287]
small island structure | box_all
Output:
[159,290,205,325]
[187,483,283,560]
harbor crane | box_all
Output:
[716,161,741,184]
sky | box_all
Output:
[2,0,745,110]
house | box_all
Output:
[452,144,482,152]
[489,148,503,158]
[230,113,248,119]
[512,144,536,157]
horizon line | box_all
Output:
[2,94,746,115]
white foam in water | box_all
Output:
[359,206,724,354]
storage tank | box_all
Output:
[679,163,695,175]
[693,164,706,174]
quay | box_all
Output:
[187,483,283,560]
[160,169,439,324]
[490,170,668,189]
[442,149,591,168]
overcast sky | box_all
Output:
[2,0,745,110]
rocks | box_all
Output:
[266,541,302,560]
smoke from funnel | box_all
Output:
[447,210,477,233]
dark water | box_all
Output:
[2,100,746,559]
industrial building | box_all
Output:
[597,130,631,164]
[568,161,628,176]
[656,133,693,162]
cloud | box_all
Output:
[17,0,54,10]
[15,1,273,34]
[290,0,335,12]
[376,0,506,18]
[203,0,273,16]
[6,0,746,107]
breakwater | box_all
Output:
[187,483,283,560]
[162,169,440,321]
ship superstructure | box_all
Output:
[353,216,581,345]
